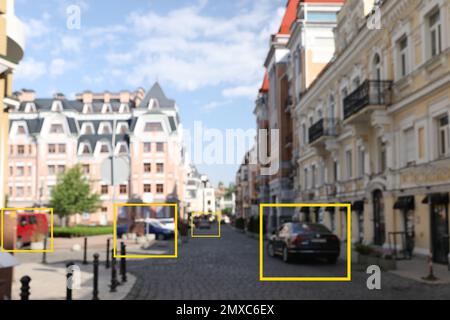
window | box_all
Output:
[397,36,409,78]
[373,54,382,80]
[438,115,449,157]
[100,144,110,153]
[144,122,163,132]
[119,185,127,194]
[28,145,32,154]
[358,148,365,177]
[102,207,108,213]
[17,166,24,176]
[429,9,442,57]
[82,144,91,155]
[156,142,164,152]
[82,123,94,135]
[345,150,353,179]
[404,127,415,165]
[83,104,93,114]
[156,184,164,194]
[58,144,66,154]
[17,145,25,155]
[144,143,152,153]
[379,139,387,173]
[156,163,164,173]
[17,125,26,135]
[82,164,90,174]
[48,144,56,154]
[118,144,128,154]
[101,185,109,195]
[144,184,151,193]
[144,163,151,173]
[48,165,55,175]
[16,187,24,197]
[100,123,112,134]
[57,165,65,174]
[301,124,307,146]
[118,123,128,134]
[303,168,308,189]
[311,165,317,189]
[9,166,13,176]
[102,104,112,113]
[307,11,337,22]
[50,124,64,134]
[333,160,338,183]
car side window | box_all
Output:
[20,217,27,227]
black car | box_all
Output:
[267,223,340,264]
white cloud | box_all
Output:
[222,84,259,99]
[23,18,51,39]
[15,58,47,81]
[61,36,82,53]
[202,100,231,112]
[50,58,76,76]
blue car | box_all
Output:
[146,220,174,240]
[117,224,128,238]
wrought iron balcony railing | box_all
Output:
[343,80,393,120]
[308,118,338,144]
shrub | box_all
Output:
[234,217,245,230]
[53,225,113,238]
[354,244,374,256]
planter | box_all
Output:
[30,241,45,250]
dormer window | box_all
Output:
[83,104,93,114]
[51,101,63,112]
[100,143,110,154]
[25,103,36,113]
[98,122,112,135]
[78,142,92,156]
[148,98,160,110]
[17,125,26,135]
[119,103,130,113]
[102,103,112,113]
[144,122,163,132]
[116,123,129,135]
[81,122,95,135]
[50,124,64,134]
[116,142,128,155]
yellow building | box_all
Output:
[294,0,450,263]
[0,0,25,300]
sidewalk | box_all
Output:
[11,235,136,300]
[389,256,450,285]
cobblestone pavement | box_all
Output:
[126,225,450,300]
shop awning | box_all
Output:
[394,196,415,211]
[352,201,364,212]
[422,193,449,205]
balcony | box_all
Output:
[343,80,393,123]
[0,4,26,70]
[308,118,339,146]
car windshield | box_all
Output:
[292,223,331,234]
[149,220,164,228]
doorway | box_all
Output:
[373,190,386,246]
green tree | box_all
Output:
[50,165,101,225]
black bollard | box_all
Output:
[42,235,47,264]
[106,238,110,269]
[66,262,74,300]
[120,242,127,283]
[82,237,88,265]
[20,276,31,301]
[92,253,100,300]
[110,249,118,292]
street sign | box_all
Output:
[101,156,130,185]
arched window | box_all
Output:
[102,103,112,114]
[373,53,382,80]
[81,122,95,135]
[83,104,93,114]
[98,122,112,135]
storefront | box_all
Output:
[393,196,416,258]
[423,193,449,264]
[352,200,365,243]
[372,190,386,246]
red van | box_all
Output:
[16,212,49,248]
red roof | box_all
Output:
[259,72,269,93]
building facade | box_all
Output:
[185,165,216,218]
[295,0,450,262]
[8,83,187,225]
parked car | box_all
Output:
[145,219,174,240]
[267,223,340,264]
[159,218,175,231]
[117,224,128,238]
[16,212,49,249]
[221,215,231,224]
[198,219,211,229]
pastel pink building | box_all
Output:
[7,83,187,225]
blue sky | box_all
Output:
[14,0,285,186]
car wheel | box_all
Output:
[282,246,291,263]
[157,234,165,241]
[327,256,338,264]
[268,243,275,257]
